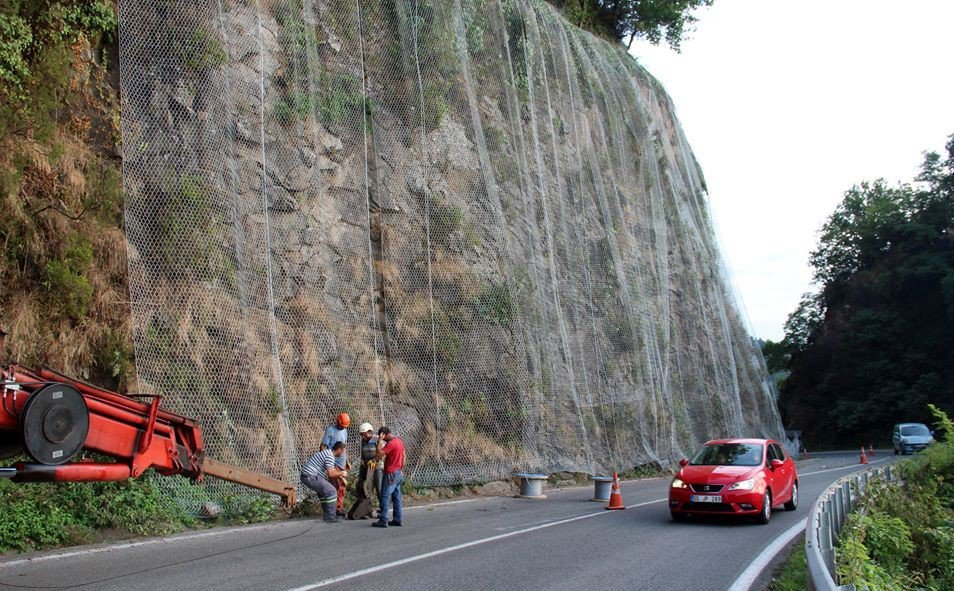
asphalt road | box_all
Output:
[0,452,892,591]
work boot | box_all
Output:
[388,520,402,527]
[322,503,340,524]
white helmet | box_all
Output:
[358,422,374,433]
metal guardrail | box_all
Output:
[806,463,895,591]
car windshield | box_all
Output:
[690,443,763,467]
[901,425,930,437]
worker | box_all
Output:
[320,412,350,516]
[372,426,405,528]
[301,441,347,523]
[347,422,383,520]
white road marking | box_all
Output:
[406,498,482,510]
[0,496,494,569]
[726,518,808,591]
[799,457,889,477]
[0,524,285,569]
[283,498,667,591]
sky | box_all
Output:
[629,0,954,341]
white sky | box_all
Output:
[629,0,954,341]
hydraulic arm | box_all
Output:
[0,364,295,506]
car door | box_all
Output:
[769,443,792,501]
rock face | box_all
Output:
[117,0,783,487]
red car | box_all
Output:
[668,438,798,524]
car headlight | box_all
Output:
[728,478,756,491]
[671,478,688,489]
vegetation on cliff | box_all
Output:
[0,0,133,390]
[547,0,714,49]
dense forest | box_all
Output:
[770,136,954,447]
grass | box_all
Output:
[767,540,808,591]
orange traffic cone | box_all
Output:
[868,444,875,457]
[859,446,868,464]
[605,472,625,510]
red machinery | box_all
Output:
[0,364,296,506]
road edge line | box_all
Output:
[725,517,807,591]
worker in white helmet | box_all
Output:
[347,422,383,519]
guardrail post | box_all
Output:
[832,488,843,535]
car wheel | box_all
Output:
[756,492,772,525]
[894,447,899,455]
[670,511,687,522]
[784,482,798,511]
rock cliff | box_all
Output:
[117,0,783,485]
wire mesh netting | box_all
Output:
[117,0,784,492]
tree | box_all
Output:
[779,135,954,446]
[550,0,715,50]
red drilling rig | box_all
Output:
[0,362,296,506]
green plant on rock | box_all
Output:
[220,493,277,525]
[44,235,94,321]
[0,13,32,99]
[158,173,220,280]
[472,282,515,325]
[177,29,227,71]
[428,200,462,246]
[93,328,134,391]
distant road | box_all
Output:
[0,452,892,591]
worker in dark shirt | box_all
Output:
[348,422,382,519]
[372,426,405,528]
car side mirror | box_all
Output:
[770,459,784,470]
[678,458,689,467]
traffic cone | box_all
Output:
[859,446,868,464]
[605,472,625,510]
[868,444,875,457]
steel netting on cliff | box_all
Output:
[117,0,783,494]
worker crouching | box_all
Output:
[302,441,348,523]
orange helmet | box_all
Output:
[336,412,351,428]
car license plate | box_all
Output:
[690,494,722,503]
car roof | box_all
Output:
[897,422,928,427]
[703,438,773,445]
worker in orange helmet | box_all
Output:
[319,412,351,516]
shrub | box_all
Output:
[179,29,227,71]
[428,201,462,246]
[472,283,515,325]
[44,236,95,321]
[837,405,954,590]
[0,472,194,552]
[0,13,32,99]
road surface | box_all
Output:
[0,451,891,591]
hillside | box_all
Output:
[3,0,782,487]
